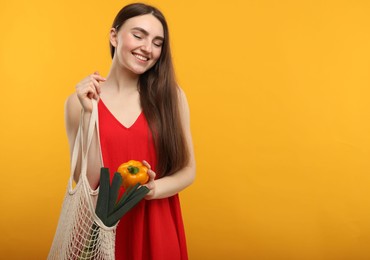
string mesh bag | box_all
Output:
[48,100,116,260]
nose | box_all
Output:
[140,40,152,53]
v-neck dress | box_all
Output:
[98,99,188,260]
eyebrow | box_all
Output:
[131,27,164,41]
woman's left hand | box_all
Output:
[142,160,156,200]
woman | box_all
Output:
[64,3,195,260]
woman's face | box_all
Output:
[112,14,164,75]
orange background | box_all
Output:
[1,0,370,259]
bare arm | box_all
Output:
[64,73,105,189]
[146,88,196,200]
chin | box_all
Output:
[131,68,148,75]
[131,65,155,75]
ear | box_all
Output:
[110,28,118,47]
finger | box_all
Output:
[87,82,100,100]
[85,84,98,100]
[142,160,151,169]
[76,83,94,97]
[147,169,156,180]
[146,181,155,190]
[144,176,155,189]
[87,92,94,100]
[91,78,102,94]
[145,189,154,200]
[91,73,106,82]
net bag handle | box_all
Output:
[68,99,103,193]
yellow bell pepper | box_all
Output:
[117,160,149,188]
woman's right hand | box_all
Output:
[76,71,106,113]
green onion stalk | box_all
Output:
[79,168,149,258]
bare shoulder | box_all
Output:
[176,86,191,126]
[177,86,190,112]
[65,92,81,111]
[65,93,81,120]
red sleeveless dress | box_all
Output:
[98,99,188,260]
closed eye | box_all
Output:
[133,34,142,39]
[153,42,163,48]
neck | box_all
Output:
[105,64,140,93]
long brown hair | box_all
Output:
[110,3,189,177]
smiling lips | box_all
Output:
[132,53,149,62]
